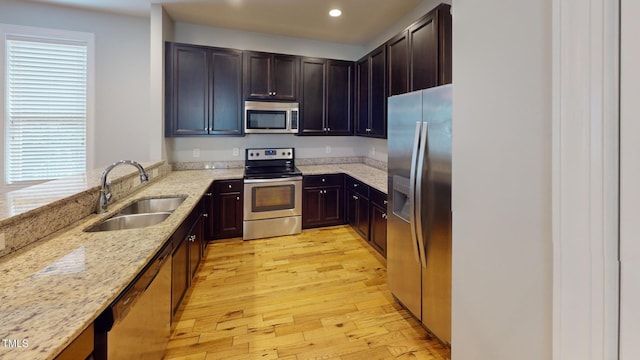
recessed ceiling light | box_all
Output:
[329,9,342,17]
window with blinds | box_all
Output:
[5,36,87,184]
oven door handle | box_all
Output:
[244,176,303,184]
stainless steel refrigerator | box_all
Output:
[387,84,452,344]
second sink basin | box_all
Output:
[86,212,172,232]
[116,196,186,215]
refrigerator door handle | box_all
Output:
[409,121,423,265]
[415,123,428,269]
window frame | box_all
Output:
[0,24,94,191]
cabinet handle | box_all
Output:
[236,196,240,201]
[203,213,209,218]
[383,200,388,205]
[188,235,196,242]
[354,183,358,188]
[382,213,387,219]
[353,195,358,200]
[205,192,213,197]
[228,184,232,189]
[322,178,325,182]
[327,127,331,131]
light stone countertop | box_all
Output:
[297,163,388,194]
[0,163,385,360]
[0,169,242,360]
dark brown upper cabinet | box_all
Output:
[409,3,452,90]
[299,58,354,136]
[243,51,299,101]
[165,42,243,136]
[355,44,387,138]
[386,3,452,96]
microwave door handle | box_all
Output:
[409,121,422,265]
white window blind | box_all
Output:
[5,36,87,184]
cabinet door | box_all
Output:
[243,51,271,99]
[369,45,387,138]
[387,31,409,96]
[326,60,354,135]
[323,185,344,224]
[210,49,243,135]
[171,237,189,316]
[346,189,357,227]
[409,12,438,91]
[165,43,209,136]
[437,4,453,85]
[203,189,215,240]
[302,187,324,228]
[355,56,370,136]
[188,215,203,281]
[355,194,370,240]
[370,204,387,257]
[300,58,326,134]
[215,192,243,239]
[272,55,298,100]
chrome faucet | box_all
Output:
[97,160,149,213]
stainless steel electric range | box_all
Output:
[243,147,302,240]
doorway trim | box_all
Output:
[552,0,620,359]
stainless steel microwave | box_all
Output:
[244,101,299,134]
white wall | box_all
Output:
[451,1,552,359]
[0,0,151,168]
[620,0,640,357]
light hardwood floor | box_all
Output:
[164,225,451,360]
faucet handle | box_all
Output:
[105,182,112,201]
[140,172,149,183]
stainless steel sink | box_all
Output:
[86,212,173,232]
[116,196,186,215]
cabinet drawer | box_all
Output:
[303,174,343,187]
[346,176,369,196]
[370,188,387,208]
[214,179,243,193]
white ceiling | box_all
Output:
[24,0,423,45]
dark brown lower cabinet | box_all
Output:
[347,188,370,240]
[171,202,205,318]
[369,188,388,257]
[302,174,345,228]
[345,175,387,257]
[206,179,243,240]
[171,234,189,317]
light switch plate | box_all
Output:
[233,148,239,156]
[0,233,5,251]
[193,148,200,158]
[325,145,332,154]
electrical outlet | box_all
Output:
[233,148,239,156]
[371,146,376,156]
[325,145,332,154]
[193,148,200,158]
[0,233,5,251]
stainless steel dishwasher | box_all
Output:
[94,243,172,360]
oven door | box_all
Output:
[243,177,302,221]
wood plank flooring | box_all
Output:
[164,225,450,360]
